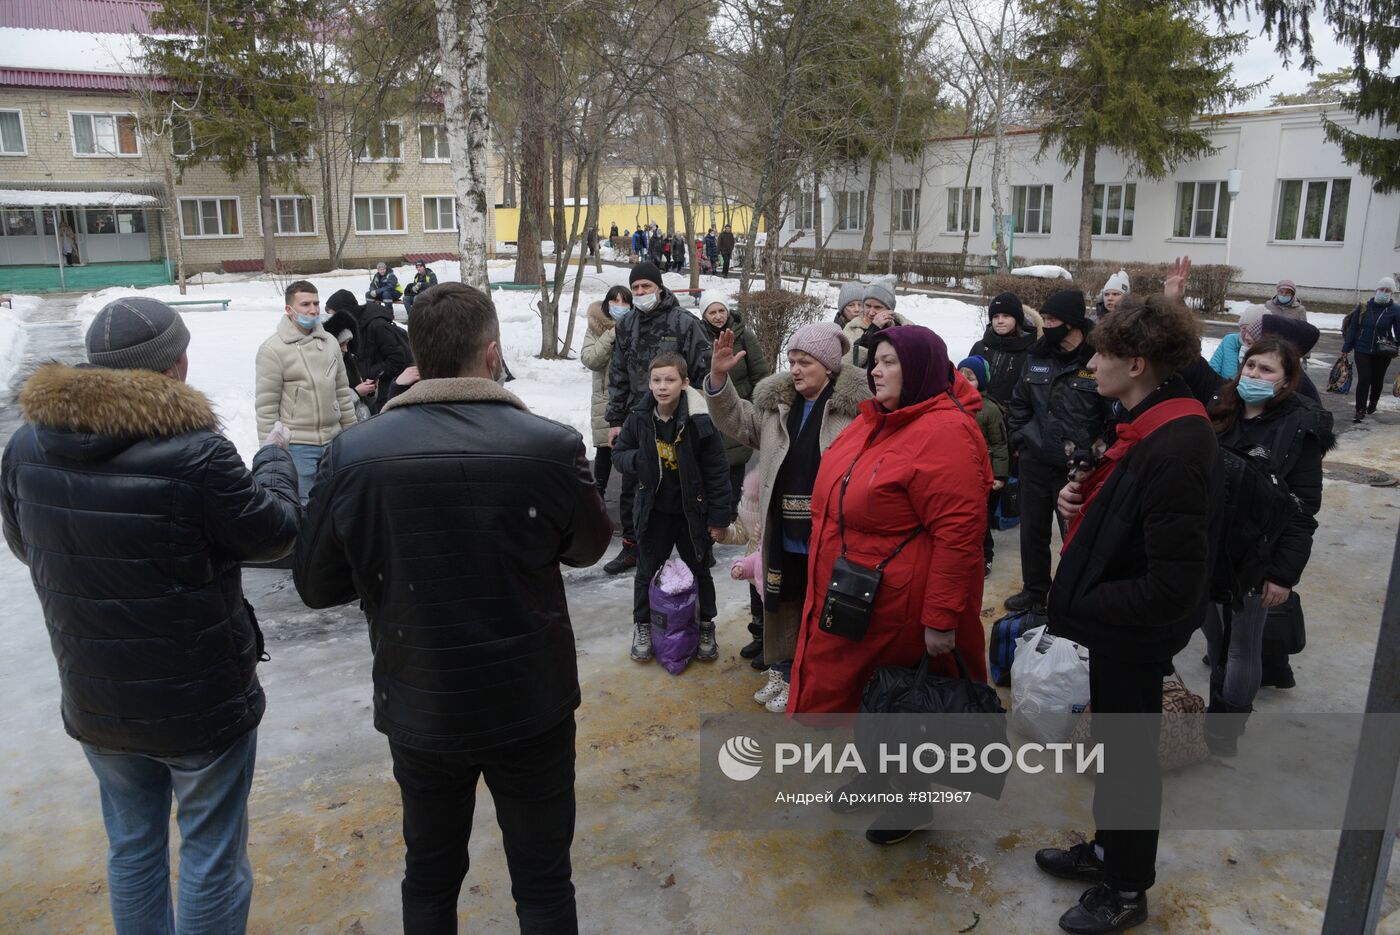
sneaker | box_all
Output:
[1057,883,1148,934]
[864,802,936,845]
[984,561,992,577]
[603,544,638,575]
[1004,589,1046,613]
[753,668,784,704]
[629,621,652,662]
[697,620,718,661]
[764,680,789,713]
[1035,841,1106,883]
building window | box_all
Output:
[171,118,195,158]
[356,122,402,162]
[945,187,981,234]
[791,190,814,229]
[423,196,457,232]
[71,112,139,157]
[2,208,37,236]
[632,176,642,198]
[1274,178,1350,242]
[354,195,406,234]
[178,197,240,238]
[650,176,661,197]
[87,208,145,235]
[271,119,312,160]
[0,109,26,155]
[1012,184,1052,235]
[835,190,865,231]
[1174,181,1229,239]
[420,124,449,162]
[892,188,921,233]
[271,196,315,236]
[1092,183,1136,237]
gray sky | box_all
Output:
[1224,10,1352,110]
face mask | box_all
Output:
[1275,294,1292,306]
[633,292,659,312]
[608,303,629,320]
[296,313,320,330]
[1042,324,1069,346]
[1237,374,1277,404]
[1377,291,1393,305]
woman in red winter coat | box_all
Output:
[788,325,992,719]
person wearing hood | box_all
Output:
[256,281,358,502]
[1341,276,1399,422]
[1096,269,1129,320]
[582,285,632,496]
[1209,305,1265,381]
[1005,289,1116,614]
[833,281,866,329]
[706,322,871,702]
[3,298,300,933]
[324,304,377,421]
[603,262,713,574]
[366,261,399,304]
[787,325,990,841]
[845,276,913,367]
[969,291,1037,407]
[1260,313,1323,403]
[1263,278,1307,322]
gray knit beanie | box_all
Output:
[836,281,865,316]
[86,297,191,372]
[864,275,897,311]
[787,322,850,374]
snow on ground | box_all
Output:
[1223,299,1349,333]
[0,295,41,385]
[1011,265,1072,280]
[67,262,989,463]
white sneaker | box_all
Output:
[764,681,789,713]
[753,668,783,704]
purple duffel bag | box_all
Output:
[649,558,699,674]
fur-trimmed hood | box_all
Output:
[750,359,870,416]
[379,376,528,414]
[20,363,218,443]
[586,300,615,337]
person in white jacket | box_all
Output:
[255,280,357,502]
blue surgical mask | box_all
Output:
[1377,290,1394,305]
[1237,375,1277,404]
[296,313,320,330]
[608,303,629,320]
[1275,293,1292,306]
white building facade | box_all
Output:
[790,104,1400,303]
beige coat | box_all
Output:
[706,363,870,662]
[255,315,357,445]
[580,302,616,448]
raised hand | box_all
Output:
[709,328,746,384]
[1165,256,1192,301]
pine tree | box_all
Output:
[1018,0,1253,263]
[139,1,319,272]
[1270,66,1355,105]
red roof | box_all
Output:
[0,0,159,33]
[0,68,166,92]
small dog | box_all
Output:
[1064,439,1108,483]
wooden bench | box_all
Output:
[166,298,231,311]
[489,282,540,292]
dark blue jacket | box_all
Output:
[1342,299,1399,355]
[367,270,399,301]
[704,234,718,260]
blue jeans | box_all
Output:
[287,443,325,505]
[82,730,258,935]
[1202,592,1269,708]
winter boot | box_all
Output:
[740,614,764,659]
[753,668,785,705]
[1260,652,1296,689]
[697,620,718,661]
[1004,589,1046,613]
[630,620,653,662]
[604,541,638,575]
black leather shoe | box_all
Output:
[750,656,769,671]
[1035,841,1106,883]
[1004,590,1046,613]
[1058,884,1147,934]
[739,638,764,659]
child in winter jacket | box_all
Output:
[613,352,733,665]
[958,356,1009,573]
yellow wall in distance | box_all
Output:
[493,204,760,244]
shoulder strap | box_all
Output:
[836,445,920,566]
[1130,396,1208,437]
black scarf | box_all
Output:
[767,380,828,607]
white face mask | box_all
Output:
[633,292,659,312]
[1377,290,1394,305]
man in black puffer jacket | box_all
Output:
[326,289,412,413]
[295,282,611,934]
[1,297,300,932]
[1006,289,1116,614]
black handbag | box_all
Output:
[856,650,1008,799]
[1263,592,1306,656]
[819,451,919,642]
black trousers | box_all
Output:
[592,446,612,496]
[634,509,717,624]
[1017,457,1067,597]
[618,469,636,544]
[1088,656,1164,894]
[721,253,732,277]
[1354,351,1393,413]
[390,715,578,935]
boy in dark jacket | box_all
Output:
[1034,294,1222,935]
[613,352,732,664]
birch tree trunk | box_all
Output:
[434,0,492,290]
[255,151,278,272]
[857,151,880,270]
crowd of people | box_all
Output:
[3,253,1396,935]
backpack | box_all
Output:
[1213,444,1296,606]
[988,608,1048,687]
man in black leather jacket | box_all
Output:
[2,297,301,932]
[294,282,611,934]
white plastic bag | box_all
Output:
[1010,625,1090,744]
